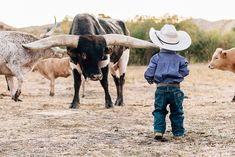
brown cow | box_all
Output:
[209,48,235,72]
[209,47,235,101]
[32,57,85,97]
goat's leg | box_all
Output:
[49,79,55,96]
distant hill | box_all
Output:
[0,21,63,37]
[1,18,235,36]
[190,18,235,33]
[18,22,63,37]
[0,22,16,31]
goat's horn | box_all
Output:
[103,34,158,48]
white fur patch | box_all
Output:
[109,49,130,77]
[99,55,110,68]
[70,62,82,74]
[118,49,130,75]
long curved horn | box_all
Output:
[22,35,79,50]
[103,34,158,48]
[40,16,57,38]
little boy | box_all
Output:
[144,24,191,140]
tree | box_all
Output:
[98,14,111,19]
[61,16,72,34]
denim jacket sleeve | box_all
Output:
[179,58,189,77]
[144,54,159,81]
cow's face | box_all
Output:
[67,35,108,81]
[209,48,228,70]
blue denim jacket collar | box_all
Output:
[160,48,176,54]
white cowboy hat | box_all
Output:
[149,24,191,51]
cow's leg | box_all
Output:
[112,49,129,106]
[7,65,24,102]
[5,76,15,98]
[112,73,126,106]
[232,95,235,102]
[14,74,23,102]
[70,69,81,109]
[5,76,10,91]
[110,62,122,106]
[81,77,85,98]
[100,65,113,108]
[112,75,122,106]
[49,79,55,96]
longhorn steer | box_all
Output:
[23,14,158,108]
[0,31,63,101]
[68,13,131,108]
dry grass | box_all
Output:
[0,64,235,157]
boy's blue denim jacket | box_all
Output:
[144,49,189,84]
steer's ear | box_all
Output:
[221,51,227,59]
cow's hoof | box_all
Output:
[114,98,124,106]
[231,96,235,102]
[12,98,22,102]
[69,103,79,109]
[105,99,113,109]
[13,90,21,102]
[17,99,23,102]
[49,92,54,96]
[105,102,113,109]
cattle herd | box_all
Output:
[0,13,234,108]
[0,13,158,108]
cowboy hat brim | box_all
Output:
[149,27,191,51]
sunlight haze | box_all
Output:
[1,0,235,27]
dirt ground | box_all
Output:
[0,64,234,157]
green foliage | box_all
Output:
[98,14,111,19]
[40,14,235,65]
[221,31,235,49]
[126,15,235,64]
[126,16,161,65]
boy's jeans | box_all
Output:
[153,86,185,136]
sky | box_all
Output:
[1,0,235,28]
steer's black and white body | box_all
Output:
[68,13,130,108]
